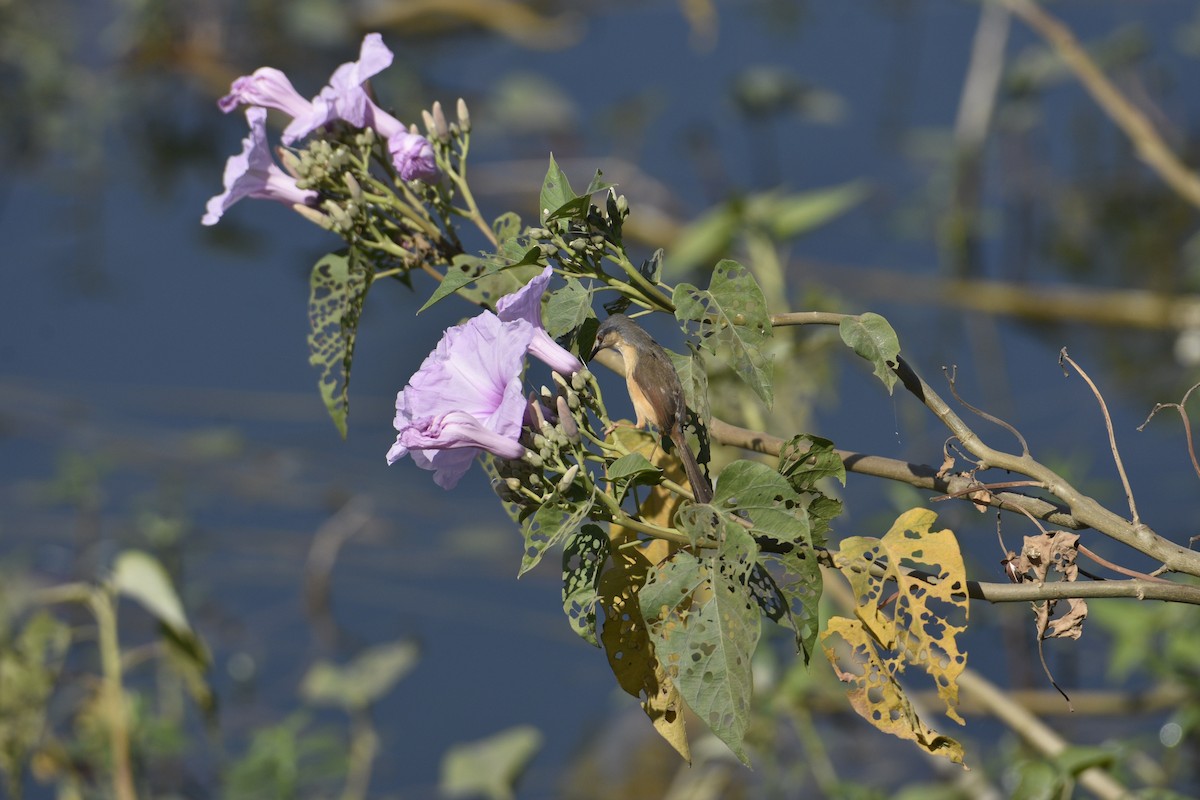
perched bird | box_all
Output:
[589,314,712,504]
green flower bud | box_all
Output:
[294,204,335,230]
[344,172,363,203]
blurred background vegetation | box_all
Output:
[3,0,1200,797]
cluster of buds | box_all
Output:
[493,370,593,506]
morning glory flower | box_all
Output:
[496,266,584,375]
[202,107,318,226]
[217,33,439,181]
[388,312,532,489]
[218,67,312,124]
[388,131,439,182]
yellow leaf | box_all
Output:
[835,508,969,723]
[598,545,691,762]
[822,616,965,765]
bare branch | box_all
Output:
[1058,348,1141,527]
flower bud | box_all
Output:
[569,237,588,252]
[344,172,363,203]
[431,101,449,140]
[505,477,523,493]
[457,97,471,132]
[278,148,303,179]
[556,396,579,442]
[294,204,335,230]
[571,369,591,392]
[557,464,579,493]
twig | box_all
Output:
[943,365,1029,457]
[1058,348,1140,527]
[1139,381,1200,483]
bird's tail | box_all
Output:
[671,429,713,504]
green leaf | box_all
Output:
[1053,745,1116,777]
[543,276,594,338]
[300,641,419,710]
[778,434,845,489]
[673,259,774,406]
[762,180,868,240]
[562,525,610,647]
[662,204,739,277]
[519,490,594,577]
[668,344,711,425]
[673,504,726,548]
[711,459,812,549]
[640,525,761,765]
[761,548,823,663]
[493,211,522,243]
[440,725,543,800]
[607,452,660,482]
[307,250,371,437]
[839,312,901,394]
[112,550,191,636]
[420,252,543,313]
[540,154,578,223]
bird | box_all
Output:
[589,313,713,504]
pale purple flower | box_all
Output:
[202,107,318,226]
[388,312,532,488]
[496,266,584,375]
[217,34,439,180]
[218,67,313,121]
[388,131,439,182]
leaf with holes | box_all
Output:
[822,616,965,764]
[640,524,760,765]
[839,312,900,395]
[668,344,711,425]
[711,459,812,550]
[828,507,969,742]
[598,545,691,761]
[759,547,823,663]
[518,489,594,577]
[308,250,371,437]
[562,525,610,646]
[673,259,773,406]
[778,434,845,490]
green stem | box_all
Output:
[88,590,137,800]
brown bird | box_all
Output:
[589,314,713,504]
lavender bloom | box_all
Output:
[217,33,439,180]
[388,312,532,488]
[388,131,439,182]
[202,107,318,226]
[496,266,584,375]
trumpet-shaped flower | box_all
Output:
[202,107,318,226]
[388,312,531,488]
[496,266,584,375]
[217,33,438,181]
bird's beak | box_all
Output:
[588,341,603,362]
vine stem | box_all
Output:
[88,590,137,800]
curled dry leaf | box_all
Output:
[1009,531,1088,641]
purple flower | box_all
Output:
[496,266,584,375]
[216,34,439,181]
[202,107,318,226]
[218,67,313,122]
[388,312,532,488]
[388,131,439,182]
